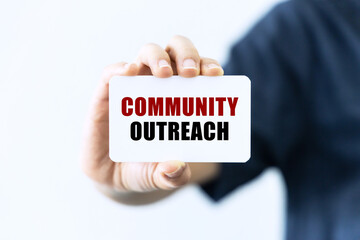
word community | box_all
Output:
[121,97,239,141]
[121,97,239,116]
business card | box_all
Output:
[109,75,251,162]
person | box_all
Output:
[81,0,360,239]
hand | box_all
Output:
[81,35,223,193]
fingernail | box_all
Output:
[164,161,185,178]
[207,63,221,69]
[159,59,171,68]
[183,59,197,69]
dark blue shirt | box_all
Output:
[201,0,360,239]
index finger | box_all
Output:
[166,35,201,78]
[95,62,139,103]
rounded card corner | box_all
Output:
[109,152,118,163]
[241,75,251,84]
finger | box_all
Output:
[102,62,139,82]
[95,62,138,103]
[137,65,152,75]
[136,43,173,78]
[114,161,190,192]
[153,160,191,190]
[200,57,224,76]
[166,35,201,78]
[115,162,158,192]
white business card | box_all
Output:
[109,75,251,162]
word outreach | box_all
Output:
[121,97,239,141]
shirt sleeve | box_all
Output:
[200,1,311,201]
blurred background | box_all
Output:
[0,0,285,239]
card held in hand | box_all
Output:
[109,76,251,162]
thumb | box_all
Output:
[153,160,191,190]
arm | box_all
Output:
[81,35,223,205]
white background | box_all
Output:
[0,0,285,239]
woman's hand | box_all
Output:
[81,35,222,196]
